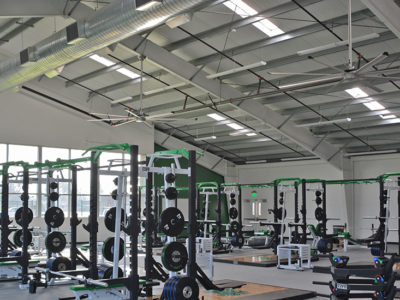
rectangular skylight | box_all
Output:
[227,123,244,130]
[345,87,369,98]
[364,101,385,111]
[117,68,139,79]
[230,129,251,136]
[223,0,284,37]
[207,113,226,121]
[246,132,257,136]
[89,54,114,67]
[380,114,396,119]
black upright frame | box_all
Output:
[215,184,222,248]
[187,150,196,279]
[145,173,153,297]
[70,166,78,269]
[238,186,242,228]
[1,171,9,257]
[301,180,308,243]
[88,152,98,279]
[21,169,30,283]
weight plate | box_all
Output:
[230,193,236,199]
[229,198,236,205]
[46,257,71,271]
[45,207,65,228]
[49,192,59,201]
[291,231,301,244]
[229,207,238,219]
[316,223,325,236]
[45,231,67,253]
[276,207,286,220]
[315,196,322,205]
[15,207,33,226]
[163,276,199,300]
[113,177,118,186]
[231,234,244,248]
[9,249,22,257]
[161,242,188,271]
[317,238,333,254]
[165,173,176,184]
[13,229,32,247]
[160,207,185,237]
[20,193,29,201]
[279,192,284,197]
[230,221,242,233]
[98,263,123,279]
[279,198,284,205]
[315,207,325,221]
[111,189,118,200]
[104,207,127,232]
[165,187,178,199]
[315,190,322,197]
[102,237,125,262]
[49,182,58,190]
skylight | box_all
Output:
[364,101,385,111]
[116,68,139,79]
[230,129,251,136]
[89,54,114,67]
[380,114,396,119]
[345,87,369,98]
[207,113,226,121]
[246,132,257,136]
[223,0,284,37]
[227,123,244,130]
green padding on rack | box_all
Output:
[70,281,146,291]
[379,173,400,181]
[153,149,203,160]
[197,182,218,188]
[326,180,379,185]
[240,184,274,188]
[0,260,40,266]
[80,244,90,251]
[83,143,131,162]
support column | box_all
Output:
[89,152,98,279]
[1,171,9,257]
[187,150,197,279]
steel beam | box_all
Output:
[121,36,345,170]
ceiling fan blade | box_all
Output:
[125,109,142,118]
[360,75,400,81]
[112,119,138,127]
[145,112,175,119]
[267,71,334,76]
[143,121,153,128]
[91,113,127,117]
[308,56,344,73]
[355,52,389,74]
[365,67,400,76]
[88,118,137,121]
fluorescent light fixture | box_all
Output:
[226,123,244,130]
[247,132,257,136]
[230,129,251,136]
[281,156,318,162]
[364,101,385,111]
[206,61,266,79]
[194,135,216,141]
[111,96,134,104]
[144,82,187,96]
[296,118,351,127]
[344,150,397,157]
[207,113,226,121]
[89,54,114,67]
[116,68,139,79]
[136,0,162,11]
[380,114,397,119]
[223,0,284,37]
[257,138,271,142]
[297,33,380,56]
[345,87,369,98]
[245,160,267,164]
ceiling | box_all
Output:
[1,0,400,166]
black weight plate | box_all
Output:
[315,196,322,205]
[317,238,333,253]
[229,198,236,205]
[20,193,29,201]
[276,207,286,220]
[161,242,188,271]
[160,207,185,237]
[230,221,241,233]
[165,173,176,184]
[316,223,325,235]
[111,189,118,200]
[279,198,284,205]
[45,207,65,228]
[98,263,123,279]
[102,237,125,262]
[49,192,59,201]
[231,234,244,248]
[279,192,284,197]
[164,276,199,300]
[315,207,325,221]
[49,182,58,190]
[229,207,238,219]
[46,257,71,271]
[13,229,32,247]
[113,177,118,186]
[315,190,322,197]
[104,207,126,232]
[165,187,178,199]
[45,231,67,253]
[291,231,301,244]
[15,207,33,226]
[230,193,236,199]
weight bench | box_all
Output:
[70,280,146,300]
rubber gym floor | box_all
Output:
[2,244,397,300]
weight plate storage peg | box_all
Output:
[46,257,72,272]
[45,231,67,253]
[165,187,178,199]
[102,237,125,262]
[229,207,238,219]
[104,207,127,232]
[49,182,58,190]
[98,263,123,279]
[13,229,32,247]
[315,196,322,205]
[163,276,199,300]
[15,207,33,226]
[45,207,65,228]
[230,221,242,233]
[230,198,236,205]
[161,242,188,271]
[231,234,244,248]
[160,207,185,237]
[165,173,176,184]
[49,192,59,201]
[315,207,325,221]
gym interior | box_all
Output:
[1,0,400,299]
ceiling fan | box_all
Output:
[267,0,400,92]
[88,56,184,127]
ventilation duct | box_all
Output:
[0,0,214,92]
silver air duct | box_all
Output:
[0,0,214,92]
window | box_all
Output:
[72,149,91,217]
[9,144,38,164]
[0,144,6,162]
[42,147,69,162]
